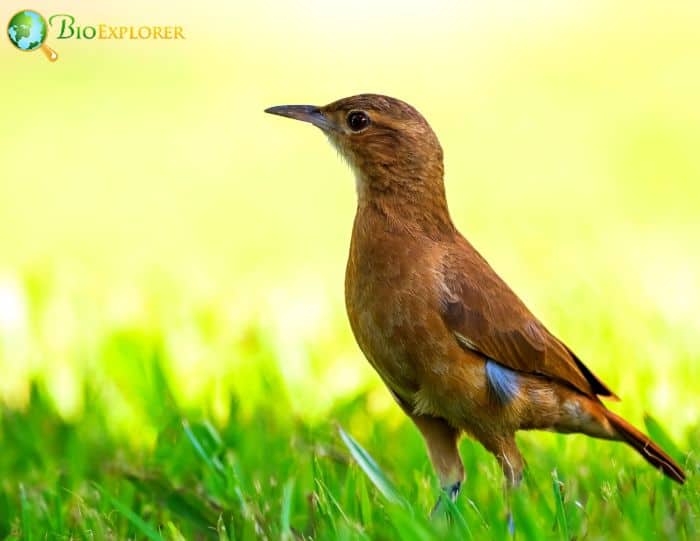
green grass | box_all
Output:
[0,314,697,540]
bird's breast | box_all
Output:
[344,226,449,398]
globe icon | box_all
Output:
[7,10,47,51]
[7,9,57,61]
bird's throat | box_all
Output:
[355,177,455,240]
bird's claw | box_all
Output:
[430,480,462,518]
[507,511,515,536]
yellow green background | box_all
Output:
[2,0,699,441]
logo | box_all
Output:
[49,15,186,41]
[7,9,58,61]
[7,10,186,61]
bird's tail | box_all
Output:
[605,409,686,484]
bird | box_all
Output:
[264,94,686,515]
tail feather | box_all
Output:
[605,409,686,484]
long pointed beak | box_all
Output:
[264,104,337,131]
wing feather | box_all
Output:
[440,236,617,399]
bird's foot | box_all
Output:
[429,480,461,519]
[506,511,515,536]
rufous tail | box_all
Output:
[605,409,686,484]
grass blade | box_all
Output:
[438,493,472,540]
[165,521,187,541]
[551,470,569,541]
[217,514,233,541]
[19,484,33,541]
[280,478,294,539]
[94,483,163,541]
[338,425,406,507]
[183,419,225,476]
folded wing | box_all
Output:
[439,236,617,399]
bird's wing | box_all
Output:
[439,236,617,399]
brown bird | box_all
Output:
[265,94,686,514]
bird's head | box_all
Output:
[265,94,446,204]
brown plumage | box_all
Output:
[265,94,686,508]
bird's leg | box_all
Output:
[429,479,462,518]
[503,474,521,536]
[408,414,464,517]
[484,435,524,536]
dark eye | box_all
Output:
[347,111,370,132]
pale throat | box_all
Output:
[324,132,366,196]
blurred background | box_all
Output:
[2,0,699,447]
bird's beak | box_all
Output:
[264,104,337,132]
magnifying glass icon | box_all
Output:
[7,10,58,62]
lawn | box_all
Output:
[0,300,700,540]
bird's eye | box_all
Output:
[347,111,370,132]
